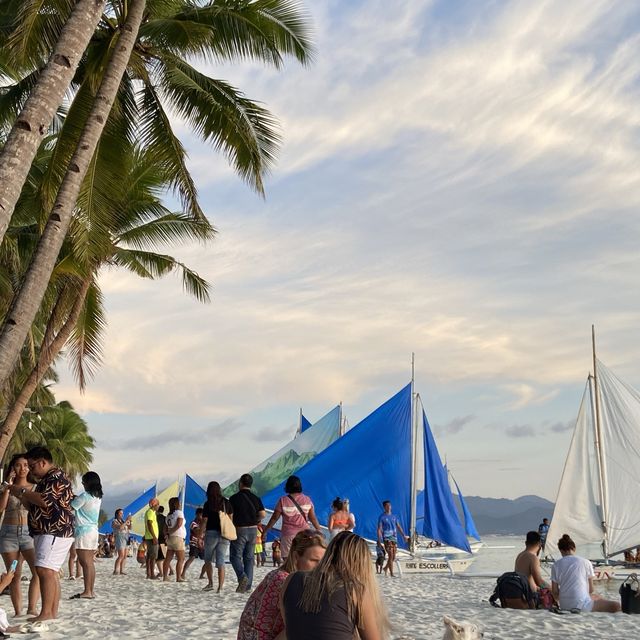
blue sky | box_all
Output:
[55,0,640,501]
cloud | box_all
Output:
[549,420,574,433]
[253,424,297,442]
[433,414,475,437]
[99,418,243,451]
[505,424,536,438]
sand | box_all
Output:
[7,557,638,639]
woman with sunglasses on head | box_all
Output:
[281,531,390,640]
[237,530,327,640]
[70,472,103,599]
[0,453,40,617]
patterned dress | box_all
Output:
[237,569,288,640]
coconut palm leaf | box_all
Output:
[153,56,281,194]
[117,213,215,249]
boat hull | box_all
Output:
[396,556,474,574]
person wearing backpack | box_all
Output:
[229,473,266,593]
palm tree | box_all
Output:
[0,136,214,460]
[32,400,94,479]
[0,0,313,392]
[0,0,108,243]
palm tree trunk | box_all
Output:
[0,0,147,390]
[0,0,107,244]
[0,277,91,462]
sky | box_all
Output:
[54,0,640,503]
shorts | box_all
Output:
[75,529,99,550]
[383,537,397,553]
[189,545,204,559]
[33,535,74,571]
[0,524,34,553]
[145,542,158,561]
[204,530,229,568]
[167,536,185,552]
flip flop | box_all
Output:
[69,593,93,600]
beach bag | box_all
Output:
[219,501,237,541]
[620,574,640,614]
[489,572,536,609]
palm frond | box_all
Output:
[0,69,41,135]
[113,247,211,302]
[116,212,215,249]
[153,57,281,195]
[138,83,206,219]
[141,0,314,67]
[6,0,74,68]
[67,279,105,391]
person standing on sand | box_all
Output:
[328,497,354,540]
[263,476,322,560]
[0,453,40,618]
[183,508,205,577]
[144,498,160,579]
[377,500,409,577]
[514,531,549,602]
[163,497,186,582]
[201,481,233,593]
[112,509,132,575]
[70,471,103,600]
[230,473,266,593]
[9,446,74,623]
[538,518,550,553]
[156,505,170,577]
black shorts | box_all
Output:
[189,545,204,559]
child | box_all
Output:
[137,540,147,567]
[272,539,282,567]
[254,525,265,567]
[376,541,386,574]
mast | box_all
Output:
[409,353,418,553]
[591,325,609,558]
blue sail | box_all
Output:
[300,414,312,433]
[99,484,156,534]
[421,409,471,552]
[451,473,481,541]
[261,384,412,544]
[183,474,207,544]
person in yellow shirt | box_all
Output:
[144,498,159,579]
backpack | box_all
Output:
[489,571,536,609]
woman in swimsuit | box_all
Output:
[328,497,354,540]
[0,453,40,617]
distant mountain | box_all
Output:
[464,495,555,535]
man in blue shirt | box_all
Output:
[377,500,409,577]
[538,518,550,554]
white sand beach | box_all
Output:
[7,554,637,640]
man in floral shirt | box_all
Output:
[10,446,74,622]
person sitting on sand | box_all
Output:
[237,530,326,640]
[514,531,550,599]
[377,500,409,577]
[551,534,620,613]
[281,532,390,640]
[137,540,147,566]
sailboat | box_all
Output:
[546,328,640,569]
[261,362,478,574]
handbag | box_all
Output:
[219,500,237,541]
[620,574,640,614]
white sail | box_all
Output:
[546,378,604,558]
[597,361,640,556]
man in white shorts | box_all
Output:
[10,446,74,623]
